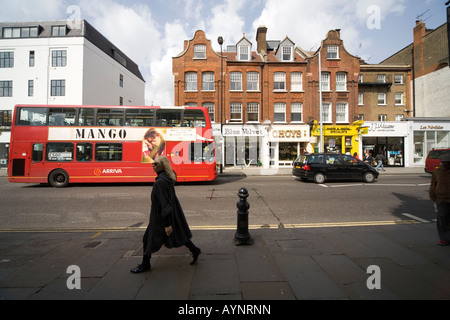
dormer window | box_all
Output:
[282,46,292,61]
[193,44,206,59]
[51,25,67,36]
[238,45,250,61]
[276,38,294,62]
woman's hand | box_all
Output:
[165,225,173,236]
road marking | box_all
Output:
[401,213,430,223]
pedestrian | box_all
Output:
[363,150,373,165]
[353,152,360,160]
[130,156,201,273]
[429,153,450,246]
[375,152,386,171]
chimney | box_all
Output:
[256,26,268,54]
[335,29,341,38]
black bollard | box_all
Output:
[234,187,252,246]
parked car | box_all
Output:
[292,153,379,184]
[425,148,450,173]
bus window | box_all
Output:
[32,143,44,162]
[125,109,155,126]
[97,108,124,126]
[48,108,76,126]
[95,143,122,161]
[155,109,182,127]
[17,107,47,126]
[76,143,93,161]
[184,109,206,127]
[78,108,95,126]
[190,142,214,163]
[46,143,74,161]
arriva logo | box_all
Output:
[94,168,123,175]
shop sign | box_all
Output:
[269,125,310,142]
[364,121,408,137]
[222,125,265,137]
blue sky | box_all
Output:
[0,0,447,105]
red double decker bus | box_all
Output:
[8,105,216,187]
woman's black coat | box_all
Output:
[143,171,192,256]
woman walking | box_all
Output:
[131,156,201,273]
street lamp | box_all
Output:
[218,36,224,173]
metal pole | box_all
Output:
[218,36,224,173]
[318,49,324,153]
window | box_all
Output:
[52,50,67,67]
[29,51,35,67]
[291,72,302,91]
[247,103,259,122]
[17,107,46,125]
[322,103,332,123]
[378,114,387,121]
[202,72,215,91]
[0,81,13,97]
[336,73,347,91]
[321,72,330,91]
[377,74,386,83]
[377,93,386,105]
[0,110,12,127]
[46,143,74,162]
[282,46,292,61]
[230,103,242,122]
[28,80,34,97]
[203,103,215,123]
[291,103,303,122]
[274,103,286,122]
[0,52,14,68]
[185,72,197,91]
[184,109,206,127]
[395,114,404,121]
[247,72,259,91]
[76,143,93,162]
[395,93,403,105]
[2,26,38,38]
[95,143,123,161]
[230,72,242,91]
[78,108,95,126]
[51,25,66,36]
[358,74,363,83]
[48,108,76,126]
[155,109,182,127]
[358,93,364,105]
[119,74,123,87]
[193,44,206,59]
[51,80,65,96]
[32,143,44,162]
[239,45,250,61]
[336,103,348,123]
[394,74,403,84]
[125,108,154,126]
[327,45,339,59]
[97,108,124,126]
[274,72,286,91]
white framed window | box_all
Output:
[336,72,347,91]
[291,103,303,122]
[336,102,348,123]
[291,72,302,91]
[377,74,386,83]
[395,114,404,121]
[51,50,67,67]
[378,114,387,121]
[274,72,286,91]
[377,93,386,105]
[193,44,206,59]
[282,46,292,61]
[321,72,330,91]
[202,72,215,91]
[239,45,250,61]
[203,102,215,123]
[247,72,259,91]
[358,74,363,83]
[322,103,332,123]
[230,72,242,91]
[394,74,403,84]
[230,102,242,122]
[274,103,286,122]
[358,93,364,105]
[247,103,259,122]
[395,93,403,105]
[327,45,339,59]
[185,72,197,91]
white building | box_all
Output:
[0,20,145,167]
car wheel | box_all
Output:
[48,169,69,188]
[313,172,326,184]
[363,172,375,183]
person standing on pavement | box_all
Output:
[429,153,450,246]
[130,156,201,273]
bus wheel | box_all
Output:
[49,169,69,188]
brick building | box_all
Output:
[172,27,362,167]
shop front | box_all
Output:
[362,121,407,167]
[405,118,450,167]
[268,124,311,167]
[311,120,363,157]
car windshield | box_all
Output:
[428,150,450,159]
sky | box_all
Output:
[0,0,447,106]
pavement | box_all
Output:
[2,165,449,301]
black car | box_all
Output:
[292,153,379,184]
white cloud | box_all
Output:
[0,0,67,22]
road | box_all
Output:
[0,172,433,232]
